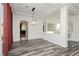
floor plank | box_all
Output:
[8,39,79,56]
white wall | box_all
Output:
[13,13,43,41]
[13,7,68,48]
[42,7,68,47]
[44,15,60,24]
[69,15,79,42]
[0,3,3,55]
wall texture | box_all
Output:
[13,7,68,48]
[3,3,13,56]
[42,7,68,47]
[13,14,43,41]
[69,15,79,42]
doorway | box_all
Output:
[20,21,28,42]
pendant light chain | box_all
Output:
[31,7,38,25]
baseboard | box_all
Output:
[29,38,42,40]
[68,40,79,42]
[13,38,42,42]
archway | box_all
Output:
[20,21,28,42]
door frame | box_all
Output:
[20,20,28,42]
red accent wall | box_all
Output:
[3,3,13,56]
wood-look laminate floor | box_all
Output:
[8,39,79,56]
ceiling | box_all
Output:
[10,3,79,19]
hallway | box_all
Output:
[8,39,79,56]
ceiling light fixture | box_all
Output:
[31,7,38,25]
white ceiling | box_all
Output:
[10,3,79,19]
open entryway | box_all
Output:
[20,21,28,42]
